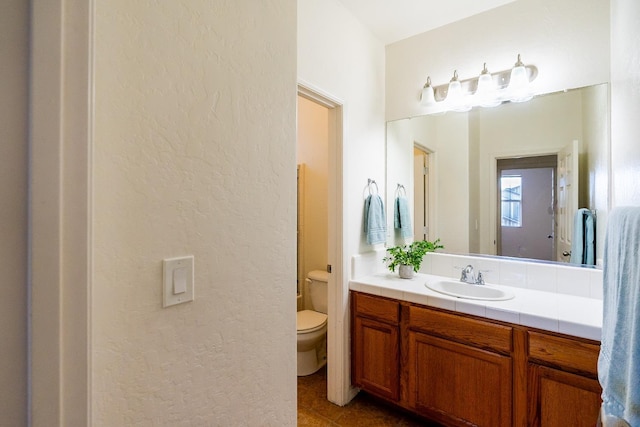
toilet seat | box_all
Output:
[297,310,327,333]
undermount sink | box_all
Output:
[425,280,515,301]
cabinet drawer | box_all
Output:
[528,331,600,376]
[409,305,512,354]
[352,292,400,324]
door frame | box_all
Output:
[297,83,352,405]
[30,0,94,425]
[496,155,557,259]
[488,148,562,256]
[413,143,437,242]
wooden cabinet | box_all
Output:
[350,291,602,427]
[408,305,513,427]
[527,331,601,427]
[409,332,512,426]
[351,292,401,401]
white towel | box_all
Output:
[598,206,640,426]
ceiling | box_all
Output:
[337,0,519,45]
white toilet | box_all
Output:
[296,270,329,376]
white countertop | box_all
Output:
[349,272,602,342]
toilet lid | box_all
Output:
[297,310,328,333]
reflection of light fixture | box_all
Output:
[420,76,436,106]
[446,70,471,112]
[418,55,538,114]
[508,54,533,102]
[475,63,501,107]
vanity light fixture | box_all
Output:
[419,54,538,114]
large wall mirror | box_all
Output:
[386,83,609,267]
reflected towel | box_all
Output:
[570,208,596,265]
[598,206,640,426]
[363,194,386,245]
[394,196,413,239]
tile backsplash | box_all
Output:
[352,250,603,300]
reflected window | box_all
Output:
[501,175,522,227]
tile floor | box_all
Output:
[297,367,441,426]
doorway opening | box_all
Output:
[296,97,329,312]
[413,146,430,241]
[297,84,349,405]
[496,155,557,261]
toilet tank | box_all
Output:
[307,270,329,314]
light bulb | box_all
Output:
[446,70,471,112]
[420,76,436,106]
[475,63,501,108]
[508,54,533,103]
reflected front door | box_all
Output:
[498,156,556,261]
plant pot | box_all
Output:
[398,264,414,279]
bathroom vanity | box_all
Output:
[350,273,602,427]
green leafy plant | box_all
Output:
[383,239,444,273]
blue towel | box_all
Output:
[570,208,596,265]
[363,194,386,245]
[394,196,413,239]
[598,206,640,426]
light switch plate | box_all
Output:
[163,256,194,307]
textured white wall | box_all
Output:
[386,0,610,121]
[93,1,297,425]
[0,0,28,425]
[611,0,640,206]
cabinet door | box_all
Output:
[528,364,601,427]
[353,316,400,401]
[409,332,512,427]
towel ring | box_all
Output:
[365,179,379,196]
[396,184,406,198]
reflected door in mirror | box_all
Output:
[557,140,579,263]
[498,156,556,261]
[414,147,429,241]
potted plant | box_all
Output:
[384,239,443,279]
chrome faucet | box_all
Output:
[460,265,476,284]
[460,264,485,285]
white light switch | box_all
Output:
[173,267,187,294]
[163,256,194,307]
